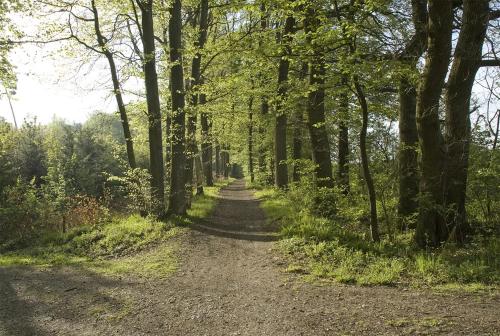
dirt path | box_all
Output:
[1,179,499,335]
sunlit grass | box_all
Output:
[0,181,227,277]
[259,186,500,291]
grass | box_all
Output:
[0,180,228,277]
[0,215,182,278]
[187,179,232,219]
[258,187,500,292]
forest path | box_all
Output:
[1,179,499,335]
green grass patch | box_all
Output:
[187,179,232,219]
[0,215,181,278]
[259,187,500,291]
[255,188,290,224]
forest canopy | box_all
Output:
[0,0,499,288]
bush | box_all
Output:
[0,178,42,242]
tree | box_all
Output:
[415,0,453,247]
[304,3,334,189]
[135,0,165,217]
[90,0,137,169]
[397,0,427,225]
[443,0,490,243]
[167,0,187,215]
[186,0,210,200]
[274,11,295,188]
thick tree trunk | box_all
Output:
[444,0,489,244]
[274,15,295,189]
[398,78,419,224]
[138,0,165,217]
[353,77,380,242]
[415,0,453,247]
[305,6,334,189]
[397,0,427,225]
[91,0,136,170]
[167,0,187,215]
[200,93,213,186]
[248,96,255,183]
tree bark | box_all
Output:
[167,0,187,215]
[305,6,334,189]
[398,78,419,224]
[257,2,268,181]
[185,0,209,204]
[137,0,165,217]
[415,0,453,247]
[353,76,380,243]
[292,62,308,182]
[248,96,255,183]
[200,93,213,186]
[337,77,350,195]
[444,0,489,244]
[91,0,136,170]
[215,142,221,178]
[397,0,427,225]
[274,14,295,189]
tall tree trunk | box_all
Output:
[259,100,269,179]
[165,113,172,178]
[186,0,209,206]
[200,93,213,186]
[292,62,308,182]
[337,78,350,195]
[258,2,268,181]
[353,76,380,242]
[91,0,136,170]
[248,96,255,183]
[167,0,187,215]
[137,0,165,216]
[305,6,334,189]
[397,0,427,226]
[274,14,295,188]
[415,0,453,247]
[292,107,303,182]
[398,79,419,224]
[444,0,489,244]
[215,142,221,178]
[194,150,204,195]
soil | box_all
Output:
[1,179,499,335]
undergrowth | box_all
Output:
[0,180,228,277]
[257,187,500,292]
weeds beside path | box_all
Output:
[1,179,499,335]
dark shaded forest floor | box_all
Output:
[1,180,499,335]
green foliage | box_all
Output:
[0,178,42,242]
[262,187,499,290]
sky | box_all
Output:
[0,43,117,126]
